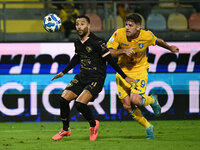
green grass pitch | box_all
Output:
[0,120,199,150]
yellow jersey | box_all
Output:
[107,28,157,73]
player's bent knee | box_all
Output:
[61,90,77,101]
[61,90,70,98]
[130,94,137,104]
[61,95,71,102]
[131,94,142,106]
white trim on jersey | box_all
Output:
[102,51,110,58]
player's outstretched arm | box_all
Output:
[157,38,179,53]
[109,47,136,58]
[51,54,79,81]
[61,54,79,74]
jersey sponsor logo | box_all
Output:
[138,43,144,49]
[120,43,129,46]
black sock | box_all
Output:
[60,97,70,131]
[75,101,96,127]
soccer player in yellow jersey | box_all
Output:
[107,13,179,139]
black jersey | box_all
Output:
[74,33,109,81]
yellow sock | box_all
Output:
[130,108,151,129]
[141,94,154,106]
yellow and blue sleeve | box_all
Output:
[107,31,120,49]
[149,31,158,46]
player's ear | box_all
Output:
[136,24,141,31]
[136,24,141,30]
[88,23,90,30]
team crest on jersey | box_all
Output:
[86,46,92,53]
[138,43,144,49]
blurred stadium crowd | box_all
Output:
[0,0,200,42]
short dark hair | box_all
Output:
[76,15,90,24]
[125,13,142,25]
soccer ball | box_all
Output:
[43,14,62,32]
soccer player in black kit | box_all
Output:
[51,15,136,141]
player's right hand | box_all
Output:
[51,72,64,81]
[169,45,179,53]
[124,47,136,57]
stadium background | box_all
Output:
[0,0,200,122]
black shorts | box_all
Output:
[65,74,105,101]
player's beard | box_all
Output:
[126,30,140,40]
[78,27,89,38]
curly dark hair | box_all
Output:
[125,13,142,25]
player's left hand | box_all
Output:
[125,76,137,86]
[51,72,64,81]
[169,45,179,53]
